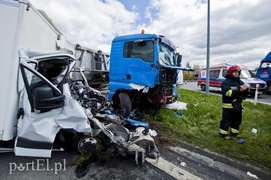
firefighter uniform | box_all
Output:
[219,65,248,139]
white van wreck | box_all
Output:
[15,50,92,157]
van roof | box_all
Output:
[200,63,248,70]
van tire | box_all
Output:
[117,92,131,118]
[200,84,206,91]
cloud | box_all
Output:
[146,0,271,69]
[30,0,138,52]
[30,0,271,69]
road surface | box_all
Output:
[180,81,271,105]
[1,144,265,180]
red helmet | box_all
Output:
[227,65,241,75]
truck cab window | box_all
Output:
[123,41,154,62]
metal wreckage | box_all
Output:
[16,50,160,168]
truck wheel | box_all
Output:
[200,84,206,91]
[117,92,131,118]
[267,83,271,94]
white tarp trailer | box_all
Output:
[74,45,110,87]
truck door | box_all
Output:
[122,40,157,86]
[256,61,271,94]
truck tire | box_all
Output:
[117,92,131,118]
[267,83,271,94]
[200,84,206,91]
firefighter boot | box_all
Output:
[230,128,241,138]
[219,129,231,140]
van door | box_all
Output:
[15,60,66,157]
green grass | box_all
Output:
[147,88,271,172]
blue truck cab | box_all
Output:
[256,52,271,94]
[108,32,190,117]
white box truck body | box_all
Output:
[0,0,74,141]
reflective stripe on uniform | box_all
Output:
[226,89,233,97]
[219,129,228,135]
[222,103,233,108]
[230,128,239,134]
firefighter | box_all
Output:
[219,65,248,140]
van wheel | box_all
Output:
[117,92,131,118]
[73,135,100,154]
[200,84,206,91]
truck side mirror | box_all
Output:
[34,86,65,113]
[177,55,182,67]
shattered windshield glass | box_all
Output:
[260,62,271,69]
[158,42,176,66]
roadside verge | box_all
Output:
[173,141,271,179]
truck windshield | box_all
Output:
[260,62,271,69]
[158,42,175,66]
[240,69,255,78]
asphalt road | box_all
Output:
[0,146,253,180]
[0,150,197,180]
[0,150,177,180]
[180,81,271,105]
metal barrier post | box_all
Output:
[254,84,259,106]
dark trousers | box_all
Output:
[220,108,242,132]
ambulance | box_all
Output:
[197,63,267,96]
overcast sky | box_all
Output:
[30,0,271,69]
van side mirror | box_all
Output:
[177,54,182,67]
[34,86,65,113]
